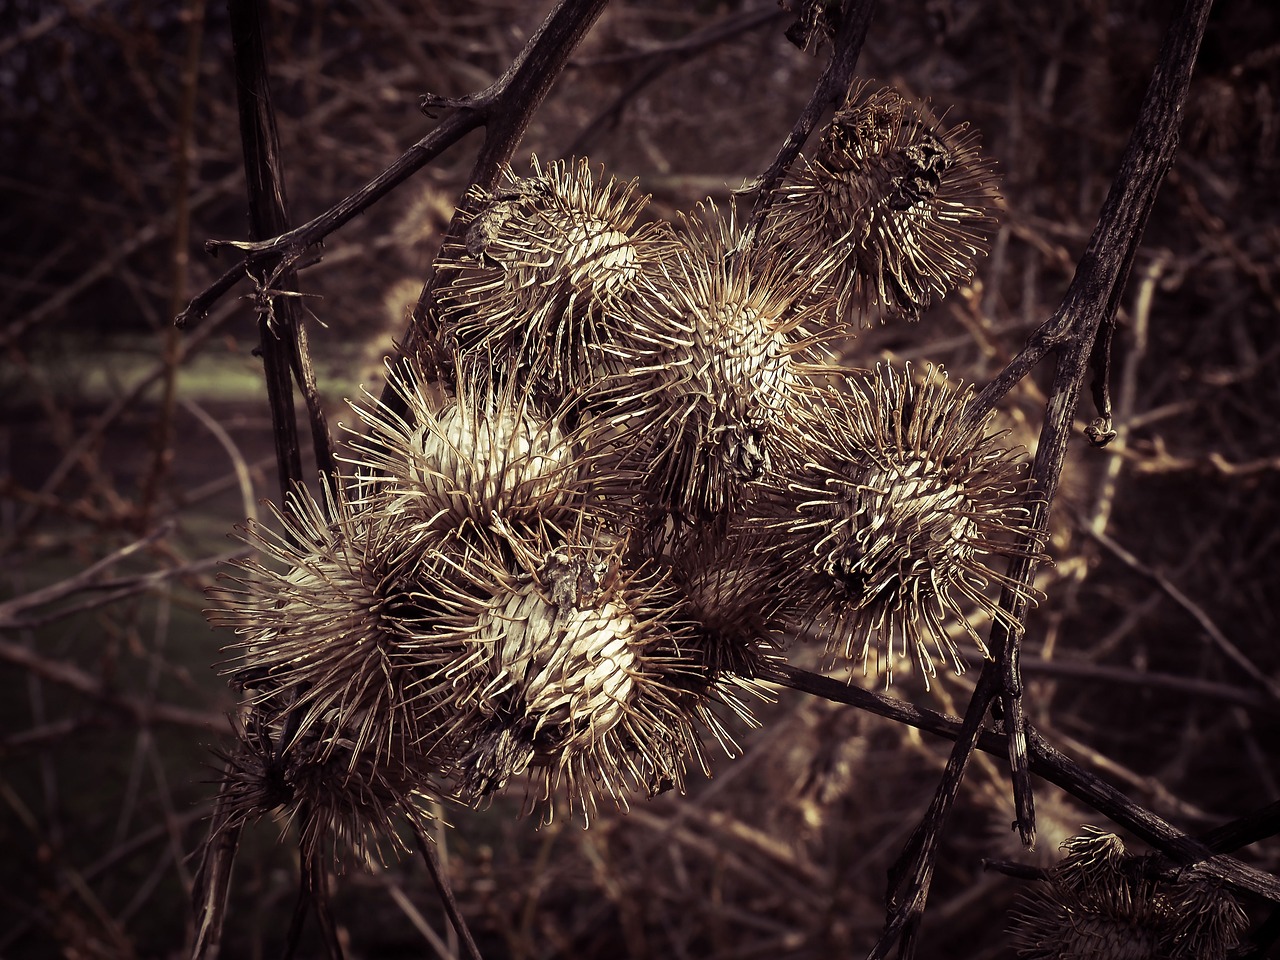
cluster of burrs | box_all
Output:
[208,82,1038,858]
[1008,828,1247,959]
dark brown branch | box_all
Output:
[764,663,1280,905]
[228,0,303,502]
[408,815,485,960]
[743,0,877,238]
[172,107,481,328]
[867,0,1217,952]
[384,0,611,410]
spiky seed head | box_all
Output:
[1008,828,1248,960]
[418,521,721,823]
[216,709,439,869]
[209,483,456,765]
[764,81,999,325]
[595,201,827,520]
[207,483,454,865]
[434,155,674,402]
[344,356,588,537]
[764,363,1039,685]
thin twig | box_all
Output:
[743,0,877,238]
[409,816,486,960]
[763,663,1280,904]
[867,1,1217,951]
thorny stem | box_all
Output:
[870,0,1216,955]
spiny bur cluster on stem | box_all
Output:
[207,82,1031,861]
[1008,828,1247,960]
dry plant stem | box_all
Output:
[744,0,877,237]
[386,0,610,404]
[189,776,242,960]
[228,0,304,502]
[864,2,1217,953]
[177,0,606,334]
[765,664,1280,905]
[408,816,486,960]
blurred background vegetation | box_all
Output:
[1,1,1278,957]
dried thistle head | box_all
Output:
[594,201,828,520]
[210,483,454,765]
[656,522,783,750]
[433,155,675,403]
[418,518,724,824]
[763,363,1039,685]
[1008,828,1248,960]
[764,81,999,324]
[344,355,600,538]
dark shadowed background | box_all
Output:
[1,1,1278,957]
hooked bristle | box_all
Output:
[1008,828,1248,960]
[761,363,1040,685]
[763,81,999,325]
[433,155,676,403]
[591,201,830,521]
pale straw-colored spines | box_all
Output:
[416,522,714,824]
[761,363,1039,685]
[433,155,676,403]
[343,355,598,538]
[593,201,827,521]
[763,81,999,325]
[207,482,453,865]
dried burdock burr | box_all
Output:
[433,155,676,403]
[763,362,1040,685]
[595,200,829,521]
[207,482,452,865]
[764,81,999,324]
[1007,828,1248,960]
[214,706,440,868]
[345,354,600,538]
[421,518,726,824]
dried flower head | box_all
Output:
[419,520,719,823]
[207,482,452,864]
[1008,828,1248,960]
[345,356,592,537]
[433,155,674,402]
[656,522,782,747]
[214,707,438,868]
[764,363,1039,684]
[764,81,998,324]
[595,201,826,520]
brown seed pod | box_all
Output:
[210,483,459,764]
[763,81,999,324]
[433,155,676,403]
[594,200,829,521]
[656,520,785,747]
[1008,828,1248,960]
[214,706,439,868]
[419,519,729,823]
[344,355,606,539]
[207,482,453,864]
[762,363,1039,685]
